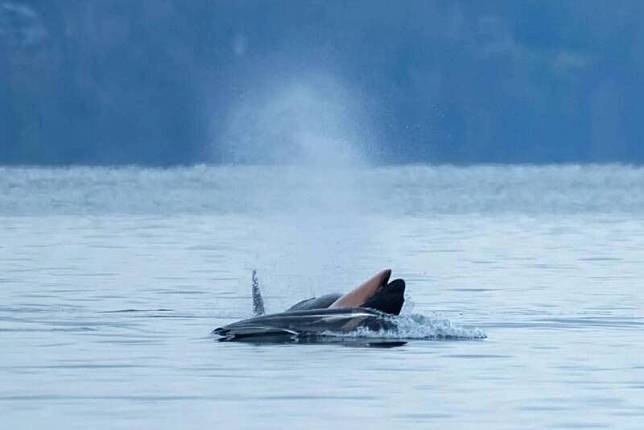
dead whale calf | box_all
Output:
[213,269,405,341]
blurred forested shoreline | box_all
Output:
[1,0,643,165]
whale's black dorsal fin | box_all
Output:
[252,270,265,316]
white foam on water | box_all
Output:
[391,313,487,339]
[325,313,487,340]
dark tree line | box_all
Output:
[1,0,643,165]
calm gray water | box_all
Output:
[1,165,643,429]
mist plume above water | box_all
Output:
[216,73,373,167]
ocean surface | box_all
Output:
[1,165,643,429]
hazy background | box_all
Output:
[3,4,644,428]
[1,0,643,165]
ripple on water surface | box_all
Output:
[1,165,644,429]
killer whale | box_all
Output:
[213,269,406,341]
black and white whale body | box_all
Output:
[213,307,396,340]
[213,269,406,341]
